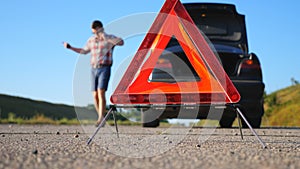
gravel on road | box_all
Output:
[0,124,299,169]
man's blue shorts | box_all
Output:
[91,66,111,91]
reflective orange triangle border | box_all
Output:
[111,0,240,105]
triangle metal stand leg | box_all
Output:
[236,110,244,140]
[86,106,119,145]
[112,106,119,138]
[234,106,267,149]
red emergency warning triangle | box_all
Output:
[111,0,240,105]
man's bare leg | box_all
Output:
[97,89,106,124]
[93,91,99,113]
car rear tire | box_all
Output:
[142,119,160,127]
[219,116,236,128]
[239,103,263,128]
[241,116,262,128]
[142,109,160,128]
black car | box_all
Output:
[142,3,265,128]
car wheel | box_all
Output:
[241,116,262,128]
[219,116,236,128]
[239,103,264,128]
[142,119,160,127]
[142,109,160,128]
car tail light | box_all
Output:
[238,54,262,79]
[240,59,261,70]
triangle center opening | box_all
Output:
[148,36,201,83]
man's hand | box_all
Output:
[62,42,89,54]
[63,42,71,49]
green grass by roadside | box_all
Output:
[263,84,300,127]
[0,112,146,126]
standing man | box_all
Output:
[63,20,124,126]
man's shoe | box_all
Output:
[95,120,105,127]
[95,120,101,127]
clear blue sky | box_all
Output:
[0,0,299,106]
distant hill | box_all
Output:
[0,94,96,120]
[263,84,300,127]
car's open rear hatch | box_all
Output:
[184,3,248,53]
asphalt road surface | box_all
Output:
[0,124,299,169]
